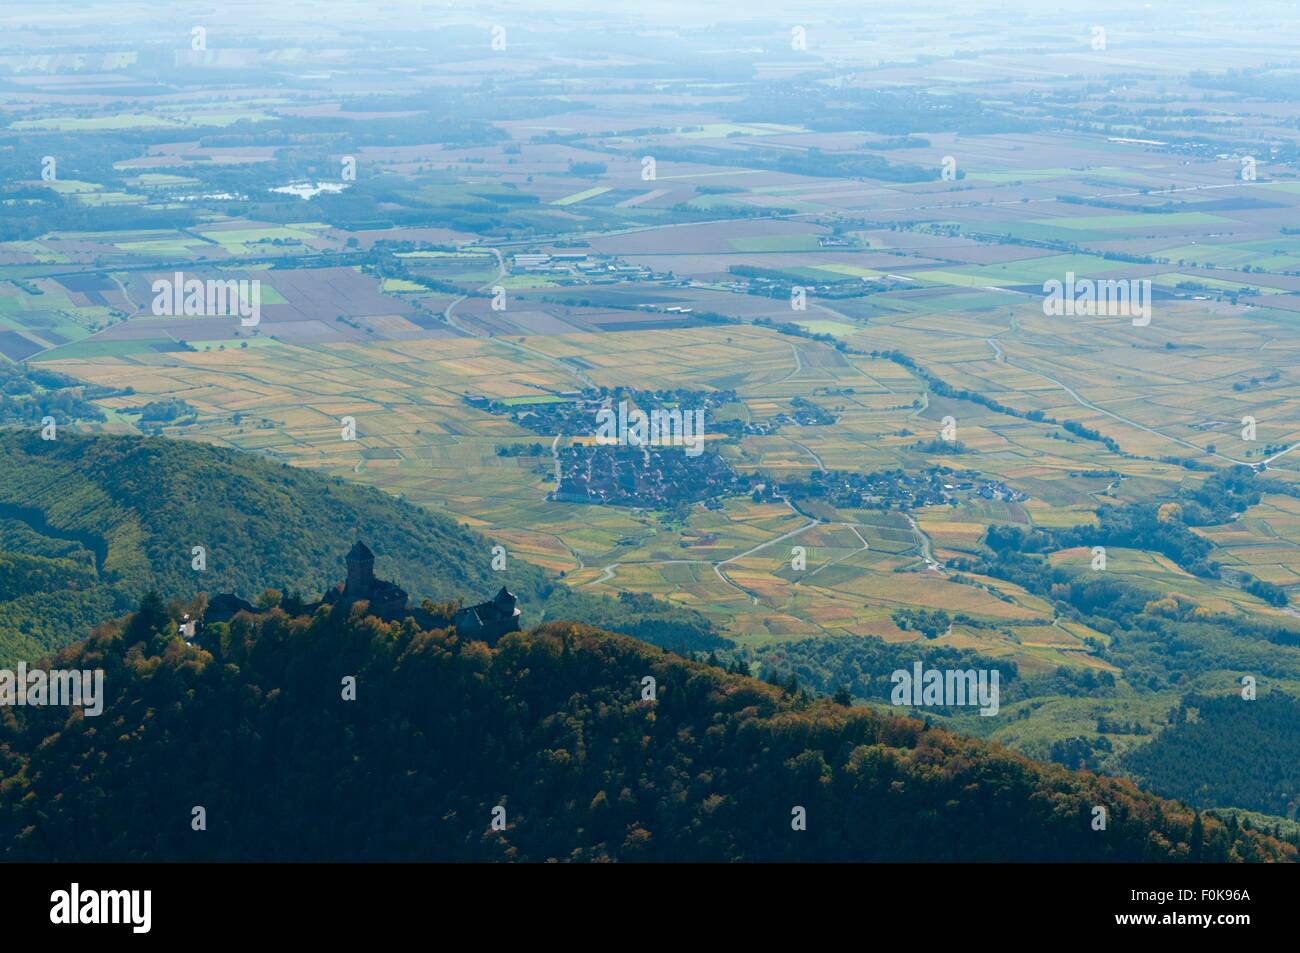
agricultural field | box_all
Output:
[5,0,1300,820]
[42,293,1300,662]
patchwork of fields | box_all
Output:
[6,0,1300,805]
[40,278,1300,672]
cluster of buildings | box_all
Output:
[510,251,672,285]
[759,468,1028,511]
[552,444,750,509]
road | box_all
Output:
[984,337,1300,468]
[906,514,944,574]
[442,247,505,336]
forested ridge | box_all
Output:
[0,597,1291,863]
[1123,692,1300,817]
[0,430,721,661]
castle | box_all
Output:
[202,542,521,643]
[453,586,521,643]
[320,541,409,618]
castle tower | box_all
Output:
[345,541,375,597]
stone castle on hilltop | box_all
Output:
[453,585,522,642]
[320,541,409,618]
[202,541,521,643]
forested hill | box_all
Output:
[0,601,1290,863]
[0,430,721,662]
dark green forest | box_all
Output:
[1123,692,1300,817]
[0,598,1290,863]
[0,362,119,427]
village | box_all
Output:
[755,467,1029,511]
[552,443,752,509]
